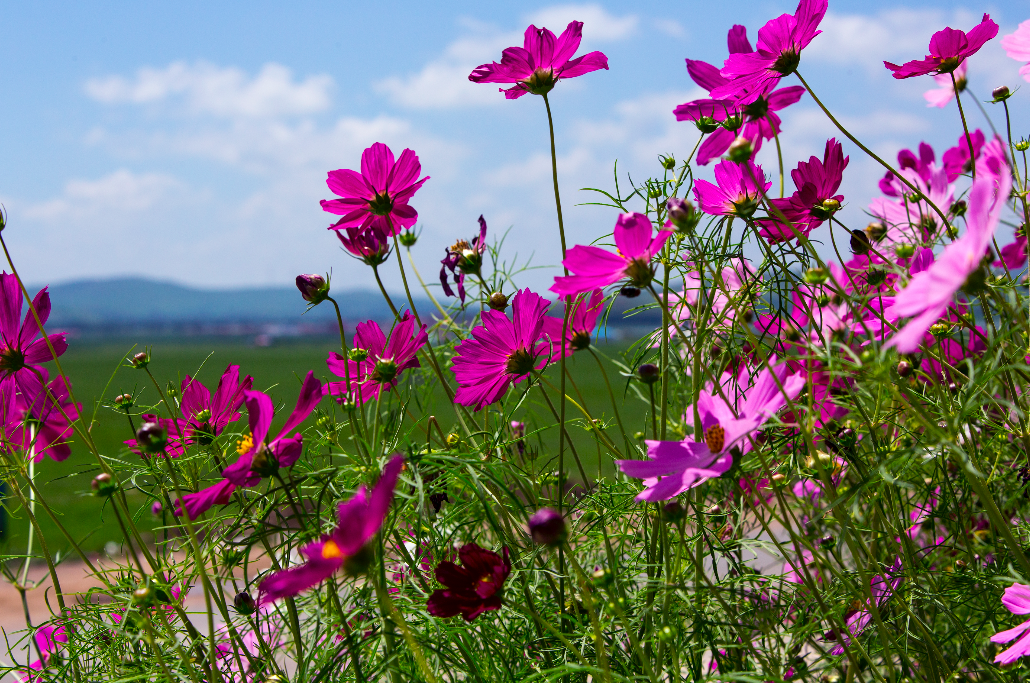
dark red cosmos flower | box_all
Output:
[427,543,511,622]
[885,15,998,79]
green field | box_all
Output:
[1,337,652,554]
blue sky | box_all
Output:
[0,0,1026,293]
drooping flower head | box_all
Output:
[1002,20,1030,83]
[327,312,428,406]
[427,543,511,621]
[616,358,804,501]
[760,138,848,243]
[541,289,605,359]
[885,15,998,79]
[440,215,488,303]
[712,0,828,104]
[0,273,68,392]
[924,59,967,107]
[174,371,325,519]
[827,558,903,655]
[451,289,550,410]
[337,225,391,266]
[259,455,404,603]
[320,142,429,237]
[551,213,672,297]
[991,583,1030,664]
[693,160,771,218]
[468,21,609,99]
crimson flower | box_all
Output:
[451,289,550,410]
[551,213,672,297]
[885,15,998,79]
[440,215,488,303]
[320,142,429,237]
[693,160,771,218]
[712,0,828,104]
[174,371,325,519]
[258,455,404,603]
[327,312,428,406]
[337,225,391,266]
[991,584,1030,664]
[427,543,511,621]
[468,21,608,99]
[541,289,605,359]
[0,273,68,392]
[760,138,849,243]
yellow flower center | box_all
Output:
[322,540,343,559]
[236,433,254,455]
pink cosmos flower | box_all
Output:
[468,21,608,99]
[327,312,428,406]
[212,604,284,682]
[994,229,1028,269]
[879,142,937,197]
[828,558,903,655]
[869,163,955,257]
[320,142,429,237]
[943,129,986,180]
[761,138,848,242]
[885,15,998,79]
[0,370,79,463]
[17,623,67,683]
[127,365,252,457]
[551,213,672,297]
[1002,20,1030,83]
[258,455,403,603]
[451,289,550,410]
[924,60,967,107]
[0,273,68,393]
[541,289,605,359]
[711,0,828,104]
[991,584,1030,664]
[885,144,1010,353]
[337,225,391,266]
[174,371,325,520]
[693,160,771,218]
[675,26,806,165]
[616,358,804,501]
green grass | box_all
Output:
[1,337,651,554]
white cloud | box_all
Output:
[84,62,334,118]
[653,19,686,39]
[527,4,638,41]
[22,169,186,221]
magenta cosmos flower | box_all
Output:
[174,371,325,520]
[320,142,429,237]
[17,622,67,683]
[991,584,1030,664]
[616,358,804,502]
[0,273,68,392]
[551,213,672,297]
[693,160,771,219]
[1,370,80,463]
[1003,20,1030,82]
[760,138,848,243]
[337,224,391,266]
[451,288,551,410]
[711,0,828,104]
[885,15,998,79]
[259,455,404,603]
[924,60,967,107]
[885,147,1010,353]
[327,312,428,406]
[468,21,608,99]
[440,215,488,303]
[541,288,605,359]
[427,543,511,621]
[828,558,902,655]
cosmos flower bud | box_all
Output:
[445,433,461,447]
[234,591,256,615]
[950,200,967,217]
[349,348,369,362]
[636,363,660,385]
[804,267,828,285]
[620,286,641,298]
[398,230,418,247]
[667,198,700,233]
[1017,139,1030,152]
[722,115,743,132]
[528,508,567,546]
[92,472,117,497]
[132,586,153,605]
[135,422,168,454]
[151,500,163,515]
[897,360,913,378]
[662,501,686,522]
[821,198,840,213]
[849,229,870,255]
[296,274,330,305]
[114,393,134,408]
[695,116,719,134]
[488,292,509,311]
[660,154,676,171]
[865,221,887,242]
[130,352,150,369]
[992,85,1011,102]
[894,244,916,259]
[726,137,753,163]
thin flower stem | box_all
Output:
[951,72,976,179]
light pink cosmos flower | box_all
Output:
[451,289,551,411]
[991,584,1030,664]
[213,604,284,682]
[550,213,672,297]
[17,623,67,683]
[885,140,1010,353]
[924,60,967,107]
[674,258,757,329]
[712,0,828,104]
[327,312,428,406]
[541,289,605,359]
[468,21,608,99]
[259,455,404,604]
[869,163,955,259]
[693,160,771,219]
[1002,20,1030,82]
[320,143,429,237]
[616,358,804,502]
[885,15,999,79]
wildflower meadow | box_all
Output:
[8,3,1030,681]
